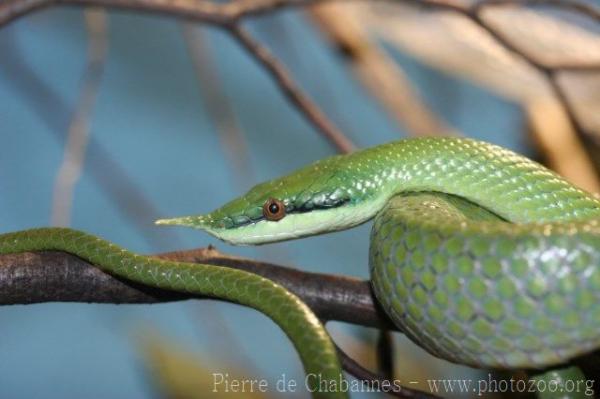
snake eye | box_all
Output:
[263,198,286,221]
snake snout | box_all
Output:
[155,215,210,229]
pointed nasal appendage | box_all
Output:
[155,216,208,229]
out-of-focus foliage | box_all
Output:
[355,3,600,115]
[139,334,272,399]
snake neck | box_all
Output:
[351,138,600,224]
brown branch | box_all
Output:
[377,330,395,379]
[551,63,600,72]
[335,343,440,399]
[0,248,456,399]
[0,247,449,397]
[0,0,215,27]
[0,0,324,27]
[0,247,395,330]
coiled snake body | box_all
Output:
[2,138,600,397]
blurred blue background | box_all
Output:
[0,7,528,398]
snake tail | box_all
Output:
[0,228,347,399]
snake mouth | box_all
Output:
[156,214,254,245]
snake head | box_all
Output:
[156,154,380,245]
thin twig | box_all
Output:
[334,343,440,399]
[51,7,108,226]
[545,71,598,146]
[2,0,599,157]
[377,330,395,380]
[229,25,356,153]
[182,23,257,183]
[476,0,600,22]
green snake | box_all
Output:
[2,137,600,397]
